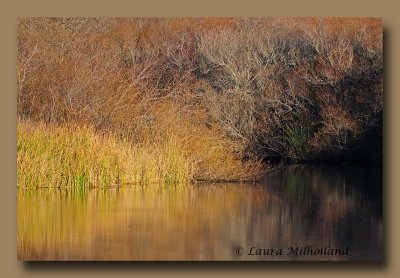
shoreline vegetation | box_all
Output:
[17,18,382,188]
[17,120,263,188]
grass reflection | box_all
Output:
[18,166,382,261]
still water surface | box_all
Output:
[18,165,382,261]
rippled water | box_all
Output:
[18,165,382,261]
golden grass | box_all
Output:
[17,120,191,188]
[17,119,263,188]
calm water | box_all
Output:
[18,165,382,261]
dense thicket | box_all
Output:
[17,18,383,165]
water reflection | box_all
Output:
[18,165,382,261]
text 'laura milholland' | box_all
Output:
[247,246,349,256]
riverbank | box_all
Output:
[17,18,382,188]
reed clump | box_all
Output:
[17,120,190,187]
[17,119,262,188]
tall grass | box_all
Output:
[17,120,263,188]
[17,120,192,188]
